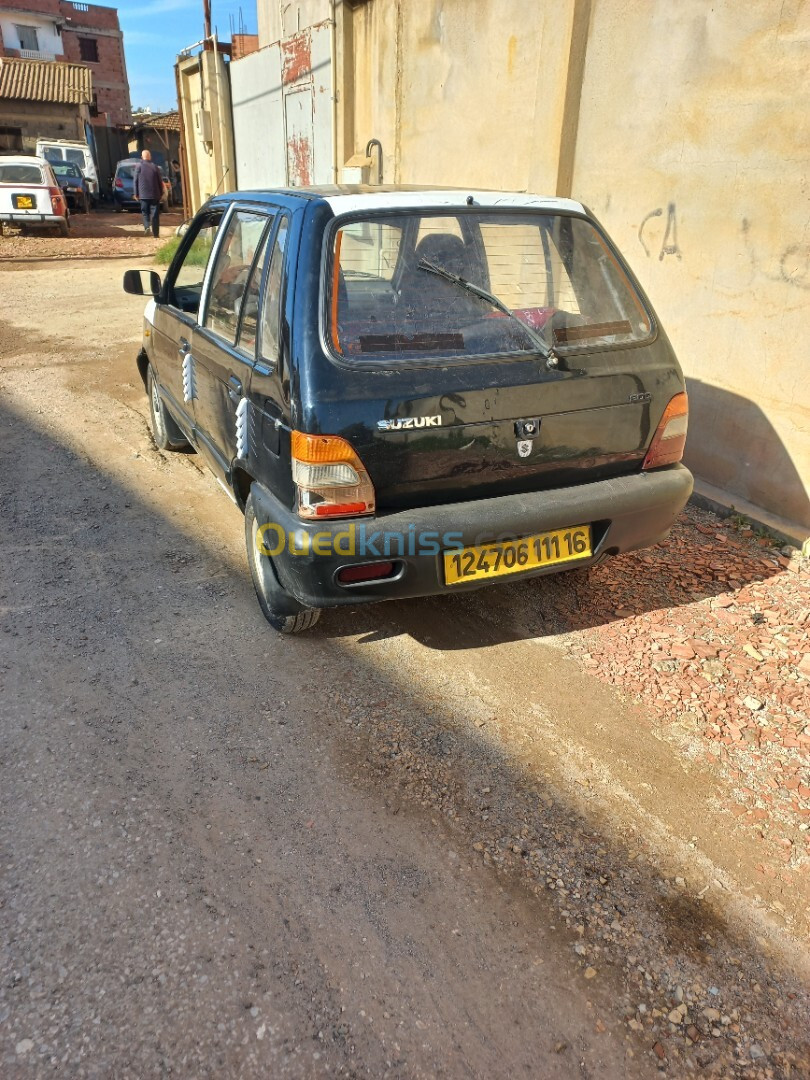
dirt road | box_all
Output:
[1,223,808,1077]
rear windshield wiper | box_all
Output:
[418,258,557,363]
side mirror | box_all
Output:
[123,269,161,297]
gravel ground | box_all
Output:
[520,511,810,881]
[0,207,184,262]
[1,252,809,1078]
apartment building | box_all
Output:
[0,0,130,125]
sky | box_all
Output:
[117,0,256,113]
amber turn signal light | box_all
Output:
[642,392,688,470]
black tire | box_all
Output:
[147,364,188,450]
[245,492,321,634]
[57,218,69,237]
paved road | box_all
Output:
[0,250,807,1078]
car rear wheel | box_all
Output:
[57,218,69,237]
[245,492,321,634]
[147,364,188,451]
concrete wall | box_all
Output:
[0,98,84,151]
[338,0,575,191]
[176,46,236,214]
[568,0,810,532]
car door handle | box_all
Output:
[228,375,243,401]
[178,338,191,356]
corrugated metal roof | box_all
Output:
[0,58,93,105]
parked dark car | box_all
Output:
[113,158,170,212]
[123,187,693,633]
[50,161,90,213]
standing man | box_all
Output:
[134,149,163,238]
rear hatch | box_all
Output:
[323,209,682,510]
[0,162,49,216]
[115,164,137,198]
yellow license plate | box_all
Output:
[14,194,34,209]
[444,525,592,585]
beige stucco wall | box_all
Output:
[340,0,575,191]
[570,0,810,530]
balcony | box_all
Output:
[19,49,57,62]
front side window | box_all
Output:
[168,216,221,316]
[327,211,652,363]
[205,210,271,344]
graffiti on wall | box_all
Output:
[638,203,682,261]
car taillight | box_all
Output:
[48,186,63,212]
[114,178,124,189]
[642,392,688,470]
[291,431,375,519]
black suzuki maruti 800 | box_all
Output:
[124,187,693,633]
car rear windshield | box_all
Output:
[0,163,43,185]
[117,165,137,181]
[52,163,82,178]
[326,211,653,362]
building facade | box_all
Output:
[0,53,91,151]
[0,0,130,126]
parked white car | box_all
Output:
[0,156,70,236]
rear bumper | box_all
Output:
[0,212,64,227]
[249,464,694,610]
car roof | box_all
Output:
[0,156,48,167]
[212,185,586,215]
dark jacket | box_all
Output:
[134,160,164,202]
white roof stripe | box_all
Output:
[322,191,585,215]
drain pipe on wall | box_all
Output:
[365,138,383,184]
[330,0,338,184]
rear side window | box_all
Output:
[327,211,652,363]
[259,217,290,363]
[0,163,43,184]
